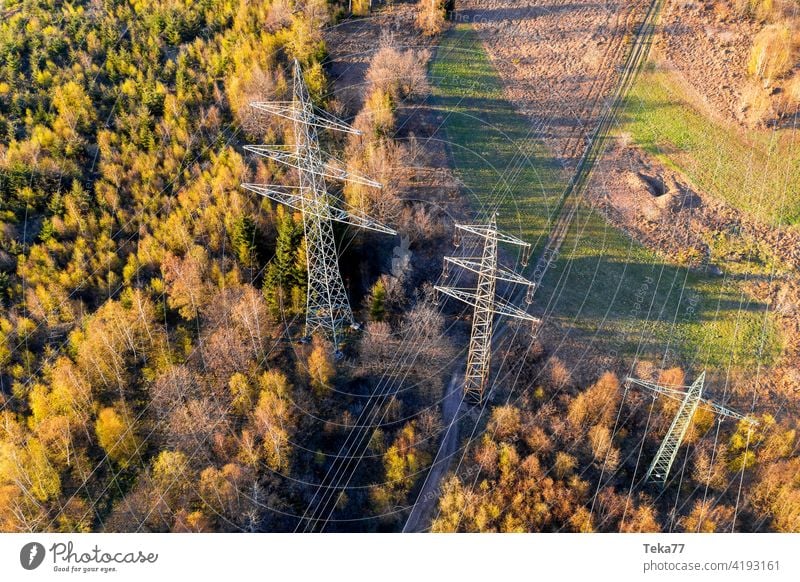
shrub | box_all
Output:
[351,0,371,16]
[748,23,797,83]
[365,45,431,102]
[777,71,800,114]
[356,87,396,137]
[741,79,775,125]
[416,0,446,37]
[734,0,788,21]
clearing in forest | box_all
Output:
[430,24,782,371]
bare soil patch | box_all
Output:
[455,0,650,169]
[656,1,761,126]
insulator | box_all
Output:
[442,262,450,279]
[521,245,531,267]
[453,231,461,248]
[433,288,440,306]
[525,285,534,305]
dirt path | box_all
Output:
[403,372,462,532]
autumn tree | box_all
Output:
[95,404,141,469]
[752,457,800,532]
[198,463,263,531]
[151,450,196,511]
[307,339,335,397]
[251,370,294,471]
[162,246,213,320]
[416,0,447,36]
[0,413,61,531]
[679,500,735,532]
[72,290,163,398]
[372,421,429,522]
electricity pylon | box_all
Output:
[436,214,539,403]
[242,59,396,352]
[625,371,758,487]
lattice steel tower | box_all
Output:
[436,214,539,403]
[625,371,757,487]
[242,60,396,352]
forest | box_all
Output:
[0,0,450,532]
[0,0,798,533]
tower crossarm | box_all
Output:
[243,145,382,188]
[455,223,531,247]
[624,376,757,425]
[625,377,689,399]
[434,286,539,322]
[698,400,755,424]
[249,101,363,135]
[444,256,535,287]
[241,58,396,351]
[241,184,397,235]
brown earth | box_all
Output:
[656,0,761,126]
[589,140,800,274]
[457,0,650,169]
[657,0,800,128]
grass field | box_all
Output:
[430,25,783,370]
[622,64,800,226]
[429,25,565,252]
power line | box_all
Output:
[242,59,396,354]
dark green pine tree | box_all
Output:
[264,210,303,317]
[369,278,386,322]
[230,215,258,268]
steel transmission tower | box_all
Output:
[436,214,539,403]
[242,60,396,352]
[625,371,757,487]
